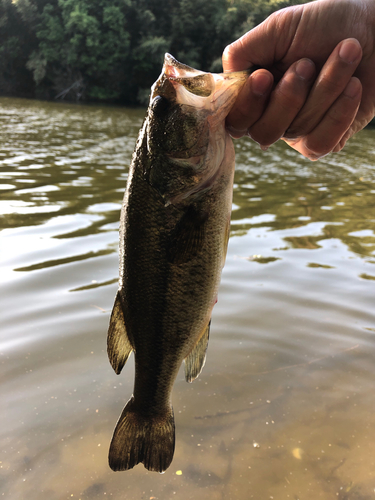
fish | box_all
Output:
[107,53,249,473]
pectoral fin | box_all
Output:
[184,320,210,383]
[167,206,208,265]
[107,291,133,375]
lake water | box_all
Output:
[1,96,375,500]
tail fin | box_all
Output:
[109,397,175,473]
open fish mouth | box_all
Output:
[152,53,250,109]
[145,54,251,206]
[162,53,215,98]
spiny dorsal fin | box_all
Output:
[107,291,133,375]
[184,320,211,383]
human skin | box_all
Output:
[222,0,375,160]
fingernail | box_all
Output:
[284,129,296,139]
[226,125,248,139]
[251,72,273,96]
[343,77,361,98]
[339,39,361,64]
[303,143,322,161]
[305,148,331,161]
[295,59,315,80]
[284,126,302,140]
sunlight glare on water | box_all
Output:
[1,97,375,500]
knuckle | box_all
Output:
[285,108,320,139]
[318,75,344,96]
[222,39,248,71]
[327,107,347,127]
[277,92,304,116]
[273,76,310,115]
[327,99,357,129]
[222,43,234,62]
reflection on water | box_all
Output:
[1,97,375,499]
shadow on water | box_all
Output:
[1,97,375,499]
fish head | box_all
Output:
[144,54,249,206]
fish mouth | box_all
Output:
[163,54,215,98]
[147,54,251,207]
[151,54,215,103]
[151,53,250,115]
[163,53,208,83]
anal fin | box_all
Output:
[184,320,210,383]
[107,291,133,375]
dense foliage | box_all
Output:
[0,0,304,104]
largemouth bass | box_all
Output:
[107,53,248,473]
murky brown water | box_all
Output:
[1,96,375,500]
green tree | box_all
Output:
[0,0,310,104]
[169,0,227,71]
[128,0,171,104]
[0,0,37,97]
[31,0,132,100]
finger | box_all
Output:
[284,77,362,160]
[285,38,362,139]
[248,58,316,147]
[226,70,274,138]
[222,6,304,72]
[332,128,354,153]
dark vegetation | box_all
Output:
[0,0,303,105]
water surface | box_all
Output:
[1,97,375,500]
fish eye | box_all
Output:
[151,95,170,116]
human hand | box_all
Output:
[222,0,375,160]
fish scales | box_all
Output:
[107,53,249,473]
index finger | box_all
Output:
[222,6,303,72]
